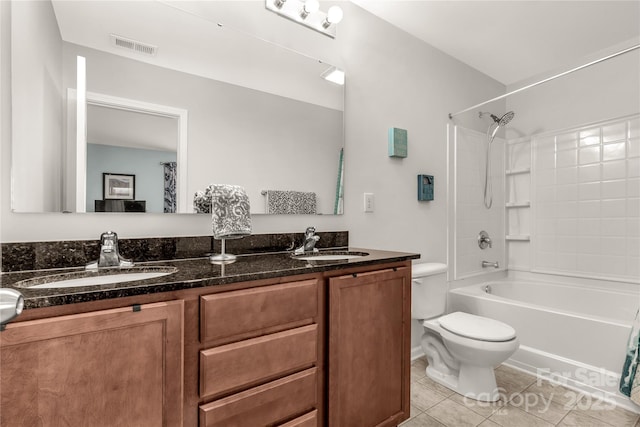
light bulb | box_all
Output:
[305,0,320,13]
[300,0,319,19]
[327,6,343,24]
[274,0,286,9]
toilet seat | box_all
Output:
[438,312,516,342]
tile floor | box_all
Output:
[401,357,640,427]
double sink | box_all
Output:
[13,251,368,290]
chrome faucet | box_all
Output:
[478,231,492,249]
[482,260,499,269]
[294,227,320,254]
[86,231,133,269]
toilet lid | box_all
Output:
[438,312,516,342]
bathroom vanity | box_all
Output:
[0,237,418,427]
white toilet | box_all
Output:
[412,263,519,402]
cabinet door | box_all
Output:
[328,267,411,427]
[0,300,184,427]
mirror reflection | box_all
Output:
[87,105,179,213]
[11,0,344,214]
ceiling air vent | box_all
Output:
[110,34,157,56]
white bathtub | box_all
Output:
[449,278,640,412]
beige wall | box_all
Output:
[9,0,63,212]
[1,1,504,255]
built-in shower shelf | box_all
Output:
[506,201,531,208]
[505,167,531,176]
[506,235,530,241]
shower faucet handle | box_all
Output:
[478,231,492,249]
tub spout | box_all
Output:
[482,260,499,269]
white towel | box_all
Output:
[265,190,317,215]
[210,184,252,239]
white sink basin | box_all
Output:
[15,267,178,289]
[292,251,369,261]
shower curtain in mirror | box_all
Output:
[163,162,177,213]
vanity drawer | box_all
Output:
[200,279,318,342]
[278,410,317,427]
[199,367,317,427]
[200,324,317,398]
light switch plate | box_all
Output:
[364,193,374,212]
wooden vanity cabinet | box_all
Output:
[197,278,323,427]
[327,266,411,427]
[0,259,412,427]
[0,300,184,427]
[199,368,318,426]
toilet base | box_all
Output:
[427,364,500,402]
[418,314,518,403]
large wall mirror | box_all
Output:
[10,0,344,215]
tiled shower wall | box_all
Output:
[453,126,505,279]
[513,114,640,282]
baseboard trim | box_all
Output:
[411,346,425,361]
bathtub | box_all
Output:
[448,278,640,412]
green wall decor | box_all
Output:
[388,127,408,158]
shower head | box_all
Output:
[479,111,515,127]
[481,111,515,210]
[498,111,515,126]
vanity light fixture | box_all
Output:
[265,0,343,38]
[300,0,319,19]
[321,66,345,85]
[323,5,344,28]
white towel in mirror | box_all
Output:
[264,190,316,214]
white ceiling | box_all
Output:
[49,0,639,93]
[87,105,178,152]
[51,0,343,111]
[351,0,640,86]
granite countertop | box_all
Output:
[1,248,420,309]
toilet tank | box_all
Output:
[411,262,448,320]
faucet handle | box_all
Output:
[100,230,117,244]
[101,230,116,239]
[478,230,492,249]
[89,230,133,269]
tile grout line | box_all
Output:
[411,360,640,427]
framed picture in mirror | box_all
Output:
[103,173,135,200]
